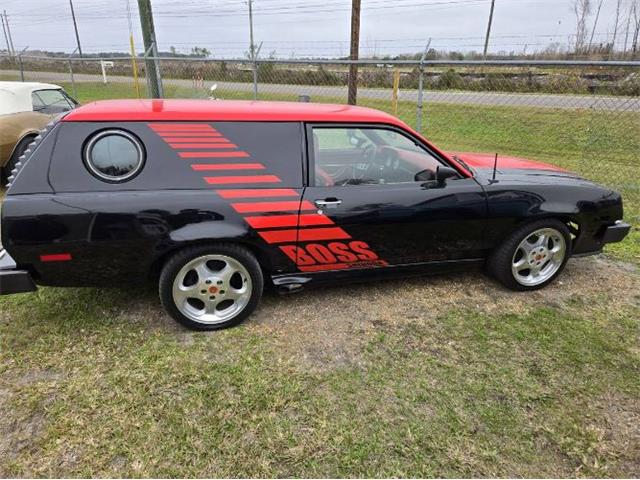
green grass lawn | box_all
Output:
[0,80,638,477]
[0,261,638,477]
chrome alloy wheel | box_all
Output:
[172,254,252,325]
[511,227,567,287]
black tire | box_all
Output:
[2,135,34,184]
[487,219,572,291]
[159,243,264,330]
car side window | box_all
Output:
[31,89,74,115]
[312,126,443,186]
[84,130,146,183]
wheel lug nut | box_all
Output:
[217,280,223,285]
[210,295,215,300]
[220,290,225,294]
[200,290,206,294]
[205,280,211,284]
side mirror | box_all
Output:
[435,165,458,185]
[414,169,436,182]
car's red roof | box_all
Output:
[63,99,408,125]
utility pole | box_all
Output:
[347,0,361,105]
[482,0,495,58]
[69,0,83,57]
[1,13,10,56]
[137,0,163,98]
[248,0,258,99]
[3,11,15,57]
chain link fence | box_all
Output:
[1,55,639,217]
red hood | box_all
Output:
[450,152,568,173]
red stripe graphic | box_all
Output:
[216,188,299,199]
[245,213,333,229]
[162,137,230,143]
[258,229,298,243]
[180,151,249,158]
[150,124,214,131]
[245,214,298,229]
[158,132,223,138]
[232,200,313,213]
[169,143,238,149]
[259,227,350,244]
[298,227,351,242]
[40,253,72,262]
[299,213,335,226]
[192,163,265,171]
[204,175,280,185]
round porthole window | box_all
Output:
[84,129,145,182]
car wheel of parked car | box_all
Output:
[159,244,264,330]
[488,219,572,291]
[3,135,34,183]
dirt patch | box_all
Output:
[245,255,639,371]
[599,393,640,476]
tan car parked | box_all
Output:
[0,82,78,181]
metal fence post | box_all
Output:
[416,40,431,133]
[416,65,424,132]
[17,53,23,81]
[68,59,77,98]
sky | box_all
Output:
[1,0,634,58]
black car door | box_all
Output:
[298,124,487,270]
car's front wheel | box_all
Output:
[159,244,263,330]
[488,219,571,291]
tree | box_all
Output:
[574,0,593,53]
[190,46,210,58]
[587,0,604,53]
[631,0,640,55]
[611,0,623,54]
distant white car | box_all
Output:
[0,82,78,181]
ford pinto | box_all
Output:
[0,100,630,330]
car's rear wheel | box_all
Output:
[2,135,34,184]
[159,244,263,330]
[488,219,571,291]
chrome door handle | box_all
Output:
[314,199,342,208]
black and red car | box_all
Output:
[0,100,630,330]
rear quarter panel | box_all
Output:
[2,121,306,286]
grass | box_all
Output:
[0,80,638,477]
[0,274,640,477]
[0,272,638,477]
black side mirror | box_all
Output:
[435,165,459,185]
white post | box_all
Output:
[101,60,107,84]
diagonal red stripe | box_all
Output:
[180,151,249,158]
[192,163,265,171]
[258,229,298,243]
[204,175,280,184]
[298,227,351,242]
[170,143,238,149]
[162,137,230,143]
[245,213,334,229]
[157,132,223,137]
[216,188,299,199]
